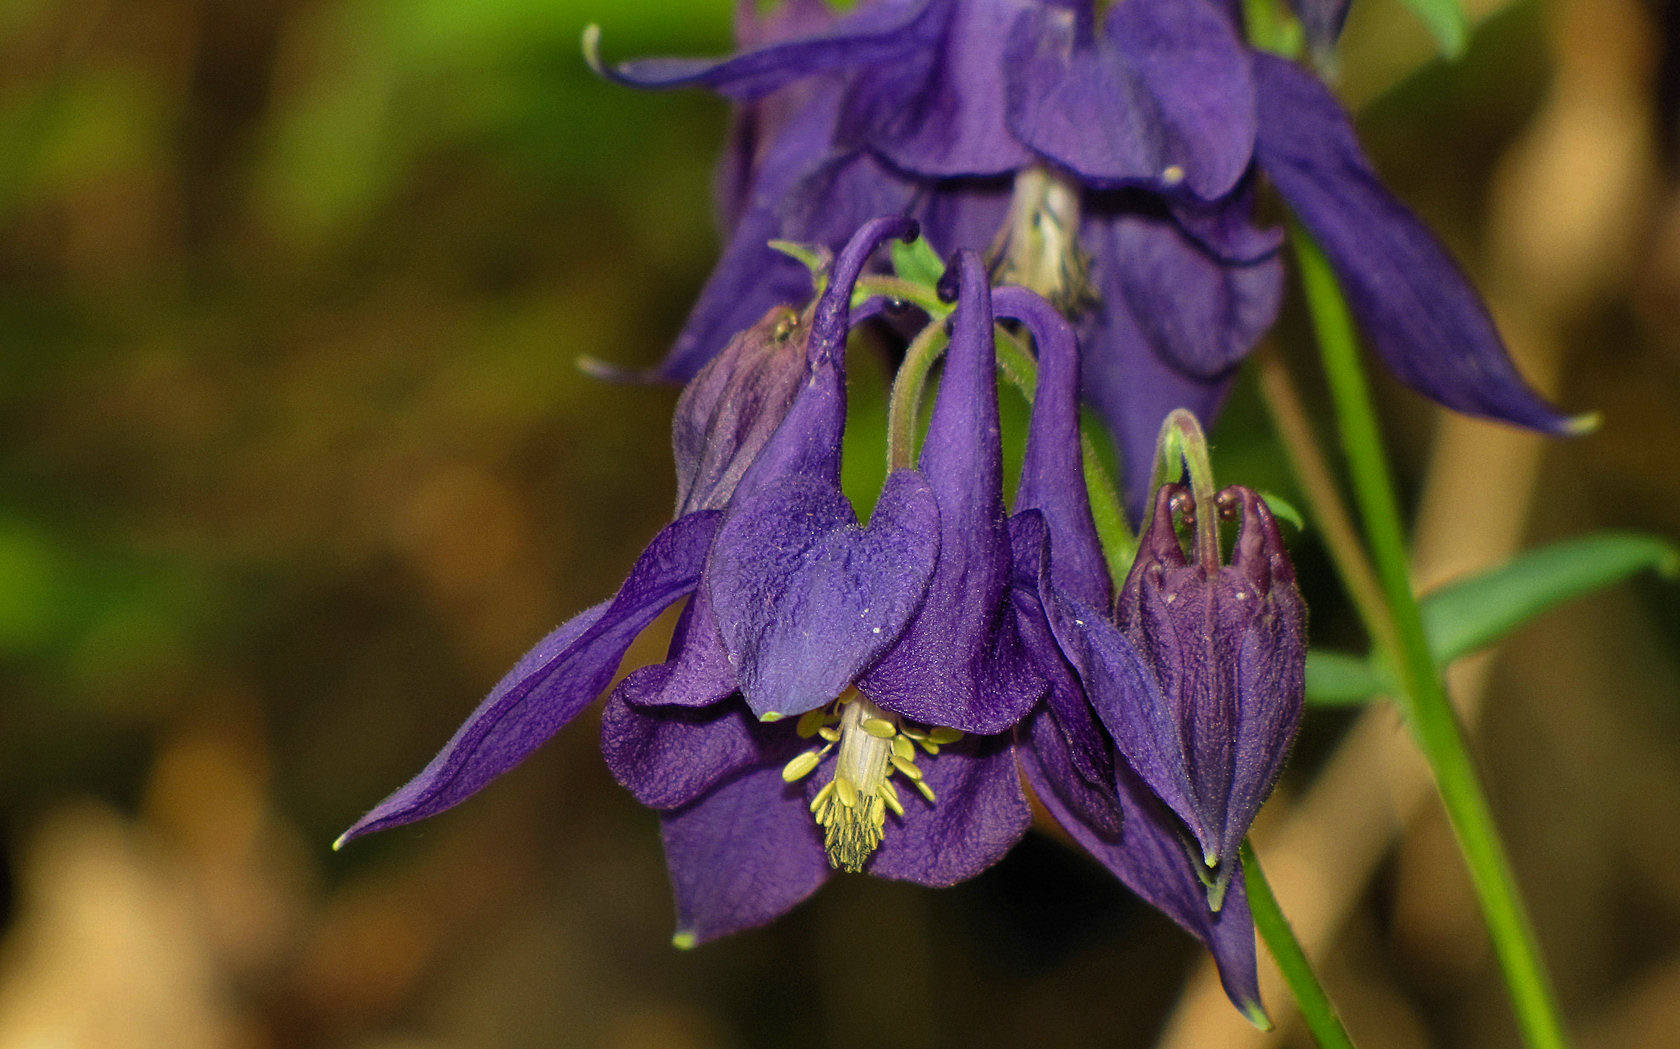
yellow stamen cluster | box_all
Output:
[778,690,964,873]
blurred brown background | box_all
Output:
[0,1,1676,1047]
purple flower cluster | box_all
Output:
[341,221,1299,1016]
[340,0,1577,1023]
[592,0,1577,510]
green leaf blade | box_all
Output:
[1398,0,1470,59]
[1306,649,1390,706]
[1422,531,1679,665]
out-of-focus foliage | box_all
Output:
[0,1,1677,1048]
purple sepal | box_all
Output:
[615,587,740,710]
[1252,54,1577,435]
[1085,202,1283,382]
[866,733,1032,885]
[592,0,943,101]
[861,253,1044,734]
[337,510,722,845]
[1006,511,1118,805]
[1040,583,1205,852]
[659,87,845,381]
[674,305,811,515]
[661,764,831,945]
[709,470,941,718]
[1019,694,1124,839]
[1005,0,1255,199]
[601,695,796,811]
[1076,265,1234,521]
[1025,741,1265,1017]
[838,0,1033,177]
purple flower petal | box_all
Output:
[862,254,1043,734]
[659,86,845,381]
[915,175,1014,257]
[674,305,811,515]
[839,0,1033,177]
[1005,0,1255,199]
[1006,511,1117,794]
[1040,582,1207,851]
[590,0,943,101]
[867,733,1032,885]
[601,695,793,811]
[1076,264,1234,520]
[661,764,830,945]
[993,284,1109,609]
[1166,182,1285,265]
[1084,201,1283,382]
[1252,53,1580,435]
[1025,741,1265,1019]
[1019,702,1124,839]
[710,469,941,718]
[615,587,740,710]
[337,510,721,845]
[1214,488,1306,863]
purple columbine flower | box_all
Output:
[607,247,1045,941]
[591,0,1581,514]
[339,222,1062,946]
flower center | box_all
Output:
[994,166,1097,313]
[780,690,963,873]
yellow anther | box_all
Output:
[928,727,964,745]
[834,774,859,809]
[818,726,841,743]
[892,735,914,762]
[899,726,928,740]
[881,778,904,817]
[916,739,940,756]
[862,717,897,739]
[759,711,785,723]
[1162,164,1186,185]
[914,778,937,804]
[810,780,835,814]
[890,754,923,781]
[796,709,828,738]
[781,750,820,783]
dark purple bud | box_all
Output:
[1115,482,1305,908]
[673,304,810,515]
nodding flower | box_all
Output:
[592,0,1582,516]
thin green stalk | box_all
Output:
[1242,841,1357,1049]
[1292,226,1571,1049]
[886,320,950,470]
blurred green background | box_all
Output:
[1,0,1677,1046]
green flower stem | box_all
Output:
[886,320,950,470]
[1242,841,1357,1049]
[1292,226,1571,1049]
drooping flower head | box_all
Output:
[592,0,1583,513]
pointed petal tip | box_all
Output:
[576,355,670,385]
[1565,410,1602,437]
[671,929,699,950]
[581,23,606,75]
[1241,999,1274,1032]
